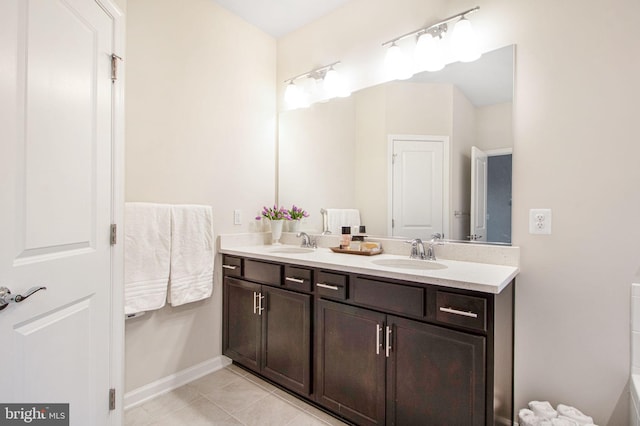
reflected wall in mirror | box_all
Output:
[278,45,514,244]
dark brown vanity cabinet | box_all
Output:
[315,300,386,425]
[222,256,312,396]
[316,300,486,426]
[222,255,514,426]
[316,275,513,426]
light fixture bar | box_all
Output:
[381,6,479,47]
[285,61,341,84]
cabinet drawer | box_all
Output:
[245,259,282,286]
[222,255,242,277]
[316,271,348,300]
[352,277,424,317]
[283,265,313,292]
[435,291,487,331]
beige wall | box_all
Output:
[278,97,356,232]
[278,0,640,424]
[451,86,476,240]
[124,0,276,391]
[476,102,513,151]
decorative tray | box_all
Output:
[330,247,383,256]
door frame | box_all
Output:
[99,0,125,424]
[386,135,450,238]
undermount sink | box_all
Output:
[268,246,316,254]
[371,258,448,270]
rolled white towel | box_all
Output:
[556,404,594,425]
[519,408,539,426]
[529,401,558,419]
[552,417,578,426]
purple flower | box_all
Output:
[257,204,309,221]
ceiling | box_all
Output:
[212,0,352,38]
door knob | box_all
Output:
[0,286,47,311]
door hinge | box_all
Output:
[111,54,122,82]
[392,219,395,228]
[109,388,116,410]
[110,224,117,245]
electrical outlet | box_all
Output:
[529,209,551,235]
[234,209,242,225]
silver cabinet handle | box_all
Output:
[0,286,47,311]
[439,306,478,318]
[385,325,392,358]
[376,324,383,355]
[253,291,258,314]
[258,293,265,315]
[316,283,339,291]
[285,277,305,284]
[222,264,237,270]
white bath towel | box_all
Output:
[529,401,558,420]
[518,408,539,426]
[325,208,360,235]
[168,205,214,307]
[552,417,579,426]
[556,404,594,425]
[124,203,172,314]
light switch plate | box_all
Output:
[529,209,551,235]
[234,209,242,225]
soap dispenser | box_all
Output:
[340,226,351,249]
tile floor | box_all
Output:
[124,364,350,426]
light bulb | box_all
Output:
[452,17,481,62]
[384,43,413,80]
[284,81,310,110]
[323,67,351,99]
[414,33,444,72]
[323,68,339,98]
[284,82,300,109]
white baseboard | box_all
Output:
[123,355,232,410]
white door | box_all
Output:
[1,0,116,424]
[470,146,488,242]
[391,138,446,239]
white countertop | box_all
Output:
[219,243,519,294]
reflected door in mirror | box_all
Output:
[392,137,449,239]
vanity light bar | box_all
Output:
[381,6,480,47]
[284,61,342,84]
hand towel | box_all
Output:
[529,401,558,420]
[124,203,171,314]
[556,405,594,425]
[168,205,214,306]
[325,208,360,236]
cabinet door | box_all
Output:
[316,300,386,426]
[387,316,486,426]
[261,286,312,395]
[223,277,261,371]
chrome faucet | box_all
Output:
[425,233,444,261]
[406,238,427,260]
[297,232,316,249]
[406,234,443,261]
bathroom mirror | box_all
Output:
[278,45,514,244]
